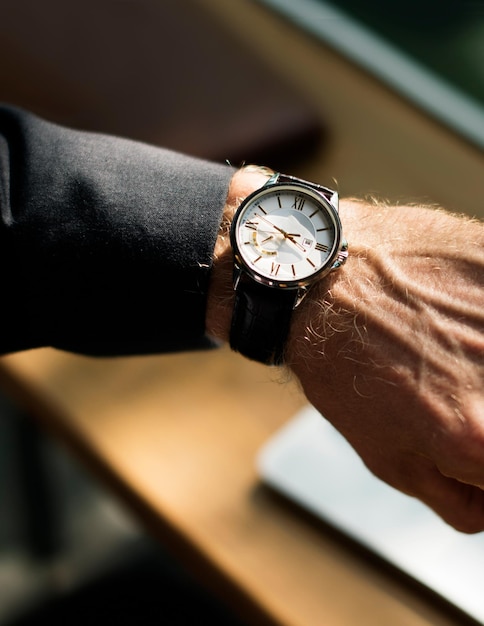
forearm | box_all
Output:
[206,166,271,342]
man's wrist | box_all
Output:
[206,167,356,366]
[206,166,273,343]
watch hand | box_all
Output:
[257,214,285,234]
[286,235,306,252]
[256,215,307,252]
[258,215,301,240]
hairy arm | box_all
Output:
[208,168,484,533]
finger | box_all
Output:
[433,392,484,490]
[355,448,484,533]
[406,463,484,534]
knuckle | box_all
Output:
[445,500,484,534]
[438,425,484,486]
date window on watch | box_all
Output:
[303,238,313,249]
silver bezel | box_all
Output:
[230,181,343,290]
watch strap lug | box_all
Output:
[267,172,339,210]
[332,238,349,270]
[233,264,243,290]
[294,286,309,308]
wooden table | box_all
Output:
[1,1,483,625]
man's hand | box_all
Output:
[207,169,484,533]
[288,199,484,533]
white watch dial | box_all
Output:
[232,184,341,287]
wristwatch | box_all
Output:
[229,172,348,365]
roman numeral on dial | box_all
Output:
[292,196,305,211]
[270,263,280,276]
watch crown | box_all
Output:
[332,239,349,270]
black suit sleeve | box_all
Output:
[0,106,234,355]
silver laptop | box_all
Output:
[258,406,484,624]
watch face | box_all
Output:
[231,182,342,288]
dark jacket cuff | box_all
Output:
[0,105,234,355]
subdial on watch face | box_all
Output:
[250,230,278,256]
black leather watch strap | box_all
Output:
[229,275,298,365]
